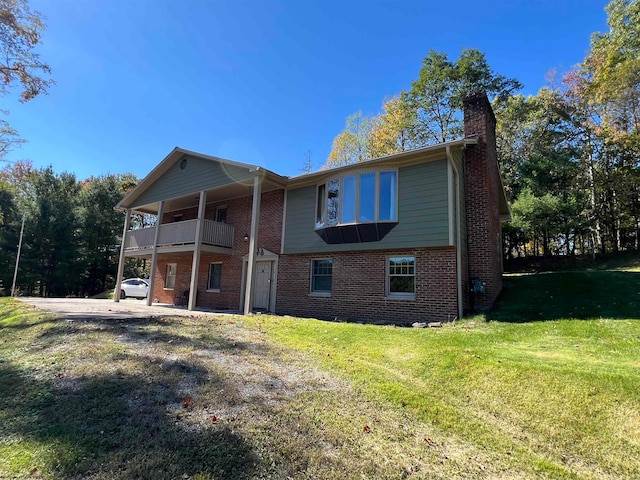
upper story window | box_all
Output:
[315,170,397,229]
[215,206,227,223]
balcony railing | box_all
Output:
[124,219,234,251]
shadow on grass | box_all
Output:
[0,357,259,479]
[486,270,640,323]
[33,315,268,356]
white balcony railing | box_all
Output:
[124,219,234,251]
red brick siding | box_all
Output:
[463,93,503,310]
[151,189,284,309]
[276,247,458,324]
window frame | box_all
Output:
[165,263,177,290]
[207,262,222,292]
[215,205,227,223]
[309,258,333,296]
[314,169,398,229]
[385,256,416,299]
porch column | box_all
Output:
[146,201,164,306]
[188,191,207,310]
[114,208,132,303]
[243,174,261,315]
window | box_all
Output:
[315,183,326,228]
[358,173,376,222]
[315,170,397,228]
[165,263,177,289]
[387,257,415,298]
[327,179,339,226]
[172,214,183,223]
[311,259,332,294]
[341,176,356,223]
[379,171,397,221]
[208,263,222,291]
[215,206,227,223]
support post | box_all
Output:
[243,174,262,315]
[146,201,164,306]
[188,191,207,311]
[114,209,132,303]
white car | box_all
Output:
[117,278,149,299]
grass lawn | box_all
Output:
[1,256,639,479]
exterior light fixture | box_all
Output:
[244,233,249,242]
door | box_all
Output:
[253,261,271,310]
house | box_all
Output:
[114,92,510,324]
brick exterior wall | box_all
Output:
[463,92,504,310]
[151,189,284,309]
[276,247,458,324]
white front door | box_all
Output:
[253,261,271,310]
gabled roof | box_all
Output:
[116,139,510,219]
[287,137,479,187]
[116,147,288,210]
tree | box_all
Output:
[325,49,521,169]
[369,95,419,156]
[324,111,376,168]
[568,0,640,252]
[0,0,54,156]
[0,182,18,293]
[496,88,590,257]
[405,49,522,143]
[301,150,313,174]
[78,174,137,296]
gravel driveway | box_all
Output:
[18,297,240,321]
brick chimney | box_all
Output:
[463,92,503,311]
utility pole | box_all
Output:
[11,213,26,297]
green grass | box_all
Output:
[1,254,639,479]
[89,290,114,299]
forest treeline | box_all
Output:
[325,0,640,258]
[0,163,148,296]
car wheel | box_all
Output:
[120,290,126,299]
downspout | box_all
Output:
[446,146,463,320]
[114,208,132,303]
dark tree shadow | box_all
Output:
[0,356,259,479]
[485,271,640,323]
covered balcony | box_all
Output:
[123,219,234,256]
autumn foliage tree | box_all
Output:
[324,49,521,169]
[0,0,54,156]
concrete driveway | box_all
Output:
[18,297,240,321]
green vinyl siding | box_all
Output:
[283,159,450,254]
[131,156,253,208]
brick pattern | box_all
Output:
[463,92,503,310]
[276,247,458,324]
[150,189,284,309]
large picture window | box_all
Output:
[386,257,415,298]
[311,259,332,294]
[315,170,397,228]
[379,171,397,221]
[358,172,376,222]
[165,263,177,289]
[208,263,222,291]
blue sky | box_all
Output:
[3,0,609,180]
